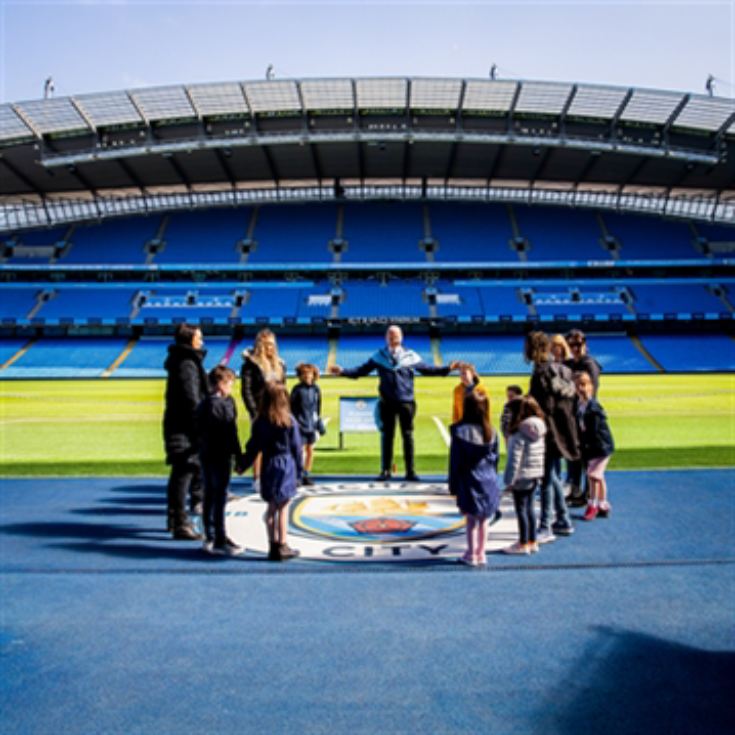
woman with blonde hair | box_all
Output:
[240,329,287,489]
[550,334,572,363]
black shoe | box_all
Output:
[569,496,588,508]
[268,541,281,561]
[404,473,421,482]
[279,543,301,560]
[376,471,392,482]
[301,476,315,486]
[551,522,575,537]
[172,525,202,541]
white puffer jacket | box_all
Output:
[503,416,547,490]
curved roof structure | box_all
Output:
[1,76,734,229]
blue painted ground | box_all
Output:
[1,470,733,734]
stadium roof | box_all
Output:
[1,76,734,229]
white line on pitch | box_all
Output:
[432,416,451,447]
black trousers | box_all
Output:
[379,399,416,475]
[166,453,203,529]
[202,460,231,545]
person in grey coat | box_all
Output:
[502,395,547,555]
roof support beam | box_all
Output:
[116,158,146,194]
[0,156,44,197]
[214,148,236,188]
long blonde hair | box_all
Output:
[250,329,284,381]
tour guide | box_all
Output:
[330,325,459,482]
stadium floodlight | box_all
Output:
[43,76,54,99]
[705,75,715,97]
[266,65,275,81]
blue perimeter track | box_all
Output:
[1,470,733,735]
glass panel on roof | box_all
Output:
[462,80,517,112]
[16,97,89,134]
[567,85,629,119]
[300,79,354,110]
[355,78,407,108]
[410,78,462,109]
[74,91,142,127]
[187,83,248,116]
[0,104,34,141]
[619,90,683,125]
[132,86,196,121]
[673,96,735,132]
[515,82,573,114]
[244,81,301,113]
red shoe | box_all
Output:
[583,504,599,521]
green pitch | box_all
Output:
[0,374,732,476]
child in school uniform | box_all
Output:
[449,391,502,566]
[452,362,499,471]
[290,363,326,486]
[502,395,547,555]
[240,382,303,561]
[197,365,245,556]
[574,371,615,521]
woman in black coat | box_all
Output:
[163,323,208,539]
[526,331,580,542]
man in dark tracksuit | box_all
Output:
[330,325,458,482]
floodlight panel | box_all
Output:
[187,83,249,116]
[410,78,463,109]
[462,80,517,112]
[619,90,683,124]
[132,86,196,121]
[0,104,33,141]
[355,78,408,108]
[300,79,354,110]
[673,96,735,132]
[74,91,143,127]
[567,85,629,119]
[16,97,90,134]
[515,82,573,115]
[244,81,302,113]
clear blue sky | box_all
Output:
[1,0,733,103]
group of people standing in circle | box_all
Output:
[162,322,614,564]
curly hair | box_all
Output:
[524,331,550,366]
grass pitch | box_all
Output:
[0,374,732,476]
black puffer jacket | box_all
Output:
[240,349,286,418]
[565,354,602,395]
[162,344,208,462]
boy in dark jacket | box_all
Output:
[198,366,245,556]
[290,363,326,486]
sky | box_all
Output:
[0,0,733,103]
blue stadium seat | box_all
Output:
[154,210,250,264]
[340,203,426,263]
[602,213,697,260]
[630,284,724,317]
[61,219,155,264]
[430,203,518,263]
[0,338,29,365]
[1,338,127,378]
[640,334,735,372]
[336,334,433,367]
[439,335,529,374]
[339,283,428,318]
[531,287,630,320]
[37,289,136,323]
[514,206,607,261]
[273,336,331,375]
[114,336,231,378]
[248,204,335,263]
[0,288,43,322]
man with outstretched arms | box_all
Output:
[330,325,458,482]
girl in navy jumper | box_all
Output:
[574,371,615,521]
[240,383,303,561]
[449,392,502,566]
[290,363,326,486]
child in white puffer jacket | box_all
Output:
[503,395,547,555]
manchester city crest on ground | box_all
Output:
[225,480,518,562]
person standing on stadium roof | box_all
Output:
[163,322,207,541]
[329,324,459,482]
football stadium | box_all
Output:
[1,70,733,734]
